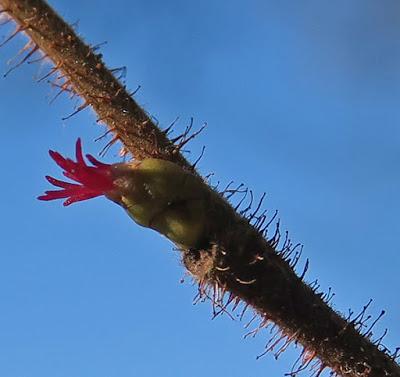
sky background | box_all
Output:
[1,1,400,376]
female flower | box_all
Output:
[39,139,208,248]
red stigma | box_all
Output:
[38,138,115,206]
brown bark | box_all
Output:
[1,1,399,376]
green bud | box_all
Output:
[112,159,208,248]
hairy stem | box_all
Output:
[1,1,399,376]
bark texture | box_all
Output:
[1,1,399,376]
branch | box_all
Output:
[1,1,399,376]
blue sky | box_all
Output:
[1,1,399,376]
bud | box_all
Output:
[39,139,208,248]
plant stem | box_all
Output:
[1,1,399,376]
